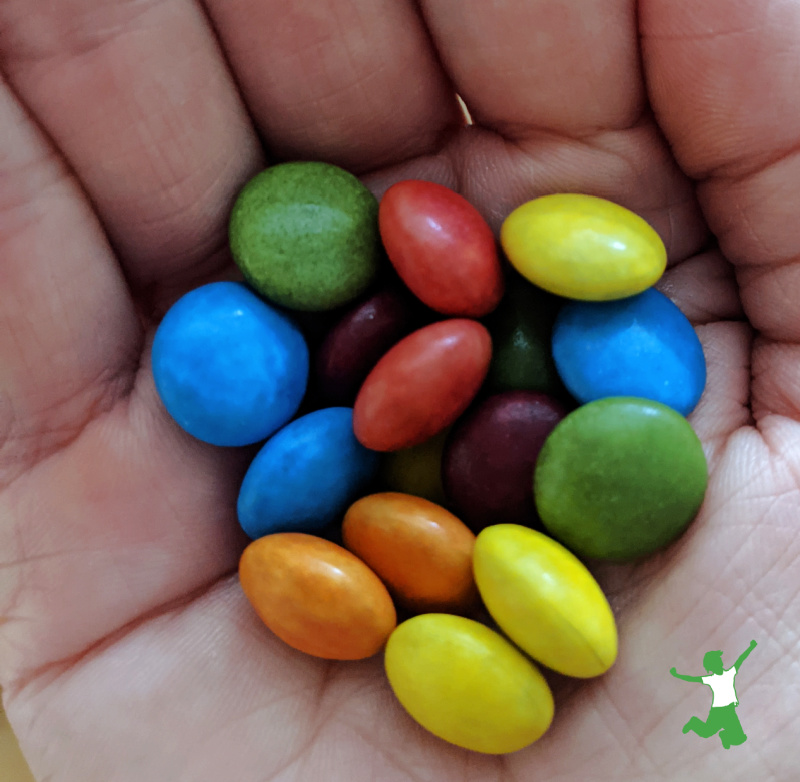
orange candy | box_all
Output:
[239,533,397,660]
[342,492,478,613]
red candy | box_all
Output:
[379,180,504,317]
[314,286,422,406]
[353,319,492,451]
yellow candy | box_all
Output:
[473,525,617,678]
[384,614,554,754]
[500,194,667,300]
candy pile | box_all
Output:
[152,162,708,754]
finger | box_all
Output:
[0,74,138,483]
[641,0,800,345]
[201,0,460,172]
[418,0,643,136]
[0,0,262,302]
[358,0,707,266]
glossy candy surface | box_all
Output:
[384,614,554,754]
[473,525,618,678]
[314,286,422,406]
[239,533,396,660]
[552,288,706,416]
[342,493,477,613]
[229,162,380,311]
[535,397,708,560]
[237,408,379,539]
[152,282,308,446]
[353,320,492,451]
[443,392,567,531]
[379,180,504,316]
[501,194,667,300]
[485,270,563,395]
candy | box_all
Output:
[473,525,618,678]
[377,428,450,506]
[237,407,379,539]
[442,392,567,531]
[229,162,380,311]
[500,194,667,301]
[342,493,478,613]
[239,533,396,660]
[353,319,492,451]
[535,397,708,560]
[485,270,563,395]
[152,281,308,446]
[552,288,706,416]
[314,286,422,406]
[384,614,554,753]
[378,180,504,317]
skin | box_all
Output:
[0,0,797,779]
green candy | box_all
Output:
[485,269,563,395]
[534,397,708,561]
[229,162,380,311]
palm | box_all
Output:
[1,1,798,779]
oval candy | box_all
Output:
[342,493,478,613]
[473,524,618,678]
[240,533,396,660]
[237,407,379,539]
[230,162,380,311]
[443,392,567,531]
[534,397,708,561]
[500,194,667,301]
[379,180,504,316]
[384,614,554,754]
[552,287,706,416]
[152,281,308,446]
[353,320,492,451]
[314,286,422,406]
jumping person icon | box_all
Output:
[670,640,757,749]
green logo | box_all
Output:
[670,640,757,749]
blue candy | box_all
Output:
[237,407,379,538]
[552,288,706,416]
[152,282,309,446]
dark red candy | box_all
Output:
[314,286,421,406]
[442,391,567,532]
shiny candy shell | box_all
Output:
[379,180,504,316]
[342,493,477,613]
[239,533,396,660]
[353,319,492,451]
[314,286,422,406]
[552,287,706,416]
[500,194,667,301]
[442,391,567,531]
[237,407,379,539]
[152,281,308,446]
[534,397,708,560]
[384,614,554,754]
[473,525,618,678]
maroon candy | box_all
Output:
[442,391,567,532]
[314,286,422,406]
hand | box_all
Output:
[750,640,758,649]
[670,667,678,677]
[0,1,792,780]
